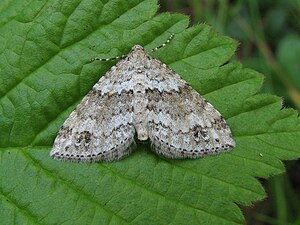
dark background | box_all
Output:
[159,1,300,224]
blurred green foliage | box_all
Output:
[160,0,300,109]
[159,1,300,225]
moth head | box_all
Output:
[131,45,144,51]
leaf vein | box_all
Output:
[0,187,41,224]
[0,0,150,101]
[21,150,131,224]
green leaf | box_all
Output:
[0,0,299,224]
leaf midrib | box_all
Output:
[21,150,243,224]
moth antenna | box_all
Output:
[90,33,174,62]
[150,33,175,52]
[90,54,128,62]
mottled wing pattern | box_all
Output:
[51,44,235,162]
[50,61,136,162]
[146,59,235,159]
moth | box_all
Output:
[50,34,235,162]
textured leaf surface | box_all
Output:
[1,0,300,224]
